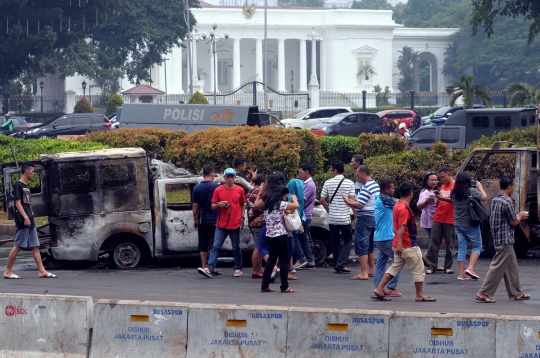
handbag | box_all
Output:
[284,209,302,232]
[469,196,488,227]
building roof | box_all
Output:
[122,84,165,95]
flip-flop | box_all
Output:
[4,274,21,279]
[281,287,295,293]
[475,295,496,303]
[251,273,263,279]
[211,270,222,276]
[371,294,391,301]
[436,267,445,272]
[384,289,402,297]
[415,296,436,302]
[39,273,57,278]
[515,294,530,300]
[261,287,275,292]
[351,275,368,280]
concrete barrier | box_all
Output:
[389,312,497,358]
[0,293,93,357]
[287,307,392,357]
[186,303,288,358]
[89,299,188,358]
[496,315,540,358]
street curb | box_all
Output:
[0,224,16,237]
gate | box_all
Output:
[208,81,310,115]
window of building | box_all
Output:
[101,163,137,190]
[60,166,97,193]
[357,58,373,85]
[530,113,536,126]
[494,116,511,129]
[472,116,489,128]
[218,60,230,86]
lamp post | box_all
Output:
[82,80,87,97]
[163,58,169,103]
[202,24,229,105]
[18,84,22,114]
[39,80,44,113]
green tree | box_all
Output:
[373,84,390,106]
[446,75,492,108]
[351,0,388,10]
[471,0,540,43]
[396,46,419,93]
[504,82,540,107]
[357,64,377,81]
[188,91,209,104]
[74,97,95,113]
[278,0,324,7]
[419,61,430,91]
[106,94,124,116]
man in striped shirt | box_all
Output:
[344,166,380,280]
[320,160,356,273]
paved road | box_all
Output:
[1,240,539,316]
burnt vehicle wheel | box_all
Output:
[311,238,328,265]
[113,242,141,269]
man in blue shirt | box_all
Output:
[373,178,401,297]
[192,166,220,273]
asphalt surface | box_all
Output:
[1,237,539,316]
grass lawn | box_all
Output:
[0,211,48,226]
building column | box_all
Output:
[308,37,320,108]
[233,38,241,89]
[277,38,286,92]
[209,48,215,93]
[320,39,325,91]
[175,43,184,94]
[299,39,307,92]
[256,38,263,82]
[192,33,202,92]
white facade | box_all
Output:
[44,7,457,100]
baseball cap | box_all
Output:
[224,168,236,176]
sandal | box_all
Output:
[415,296,437,302]
[371,295,391,301]
[515,293,530,300]
[281,287,295,293]
[475,294,496,303]
[445,269,454,274]
[211,270,222,276]
[270,270,279,283]
[384,289,402,297]
[351,274,368,280]
[261,287,275,292]
[288,273,297,280]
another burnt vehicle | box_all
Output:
[2,148,331,268]
[458,144,539,256]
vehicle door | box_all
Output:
[72,115,91,135]
[440,127,463,149]
[3,162,50,220]
[153,179,199,255]
[92,115,112,132]
[365,114,382,133]
[301,110,322,129]
[336,114,359,136]
[357,114,375,134]
[409,127,437,150]
[50,117,73,137]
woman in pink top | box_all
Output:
[418,172,444,271]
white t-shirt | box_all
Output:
[264,201,288,237]
[321,175,355,225]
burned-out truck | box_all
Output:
[2,148,331,268]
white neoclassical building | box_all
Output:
[42,6,457,110]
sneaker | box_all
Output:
[234,269,243,277]
[458,275,470,280]
[304,263,316,270]
[290,268,296,274]
[197,267,212,278]
[425,269,433,274]
[294,259,308,269]
[465,269,480,280]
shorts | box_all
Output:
[385,246,425,283]
[249,227,264,247]
[197,222,216,252]
[14,227,39,250]
[354,215,375,256]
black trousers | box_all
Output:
[261,234,290,292]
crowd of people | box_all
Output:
[193,156,531,303]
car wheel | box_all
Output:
[328,132,339,136]
[38,134,49,139]
[113,242,141,269]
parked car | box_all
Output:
[377,109,420,129]
[310,112,382,137]
[421,104,486,126]
[281,107,352,129]
[1,116,31,135]
[23,113,112,139]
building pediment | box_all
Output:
[352,45,378,57]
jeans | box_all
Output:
[423,228,432,240]
[455,225,482,262]
[207,228,242,271]
[374,240,401,290]
[293,219,315,264]
[354,215,375,256]
[329,224,352,269]
[257,227,269,257]
[261,235,290,292]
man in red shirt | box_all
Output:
[198,168,246,278]
[372,182,436,302]
[424,167,456,274]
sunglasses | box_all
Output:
[225,174,235,178]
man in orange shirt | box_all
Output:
[424,167,456,274]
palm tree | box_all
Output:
[504,82,540,107]
[357,64,376,81]
[396,46,419,93]
[446,75,492,108]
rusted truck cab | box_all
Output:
[458,146,539,256]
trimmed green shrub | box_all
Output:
[357,133,409,158]
[320,136,360,170]
[74,97,95,113]
[188,91,209,104]
[164,126,323,180]
[106,94,124,116]
[470,126,538,148]
[83,127,187,159]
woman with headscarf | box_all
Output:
[286,178,305,280]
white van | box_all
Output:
[281,107,352,129]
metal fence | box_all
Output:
[2,95,65,114]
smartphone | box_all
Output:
[434,190,440,195]
[471,180,477,187]
[251,166,257,172]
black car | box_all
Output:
[309,112,382,137]
[1,116,31,135]
[23,113,112,139]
